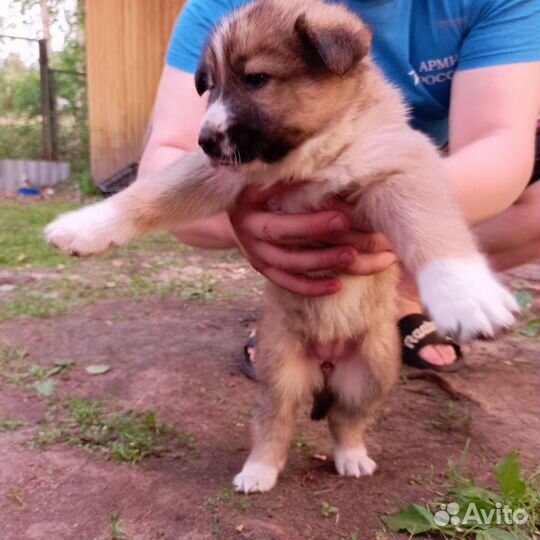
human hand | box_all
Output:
[228,184,398,297]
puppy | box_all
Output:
[45,0,518,493]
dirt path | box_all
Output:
[0,253,538,540]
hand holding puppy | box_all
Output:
[229,184,398,296]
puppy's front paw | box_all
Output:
[418,256,518,341]
[44,201,135,257]
[233,461,279,493]
[334,446,377,478]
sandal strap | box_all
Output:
[398,314,463,372]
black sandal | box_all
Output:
[240,329,258,381]
[398,314,464,372]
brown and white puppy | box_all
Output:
[45,0,518,493]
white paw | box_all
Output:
[333,446,377,478]
[233,462,279,493]
[44,200,135,256]
[418,255,519,341]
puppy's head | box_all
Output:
[195,0,372,167]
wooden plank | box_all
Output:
[86,0,185,183]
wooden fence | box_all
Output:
[86,0,186,183]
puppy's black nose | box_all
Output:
[198,128,224,158]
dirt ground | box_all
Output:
[0,230,538,539]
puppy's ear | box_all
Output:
[195,59,209,96]
[295,13,371,77]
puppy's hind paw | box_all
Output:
[333,446,377,478]
[418,255,519,342]
[233,462,279,493]
[44,200,135,257]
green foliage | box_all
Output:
[0,416,25,432]
[514,290,533,309]
[382,451,540,539]
[2,295,69,320]
[0,57,41,119]
[109,513,127,539]
[0,342,73,393]
[204,485,252,514]
[32,396,196,463]
[0,200,81,268]
[320,500,340,518]
[77,168,100,196]
[293,432,315,454]
[383,504,434,534]
[1,0,91,187]
[513,288,540,339]
[0,122,43,160]
[519,319,540,338]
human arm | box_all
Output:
[137,65,239,249]
[445,62,540,225]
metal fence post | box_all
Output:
[38,38,57,161]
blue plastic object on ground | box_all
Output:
[17,187,40,196]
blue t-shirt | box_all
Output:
[166,0,540,145]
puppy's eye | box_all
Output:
[243,73,270,89]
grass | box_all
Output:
[293,432,316,454]
[320,500,340,518]
[382,444,540,539]
[0,416,25,431]
[109,513,127,539]
[204,485,252,513]
[513,288,540,339]
[0,200,81,268]
[0,344,30,385]
[0,199,193,270]
[425,401,474,433]
[0,343,73,391]
[0,199,221,322]
[0,272,217,322]
[2,294,70,320]
[31,396,196,463]
[0,344,195,461]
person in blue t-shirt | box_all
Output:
[139,0,540,373]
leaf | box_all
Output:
[34,380,55,397]
[494,452,526,499]
[519,319,540,338]
[382,504,435,534]
[54,359,75,366]
[46,360,74,377]
[85,364,111,375]
[476,529,520,540]
[514,290,533,309]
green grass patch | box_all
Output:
[0,416,25,431]
[0,199,194,269]
[204,484,252,513]
[1,294,70,320]
[0,269,217,322]
[109,512,127,539]
[31,396,196,463]
[320,500,340,518]
[382,444,539,539]
[0,343,73,393]
[0,200,81,268]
